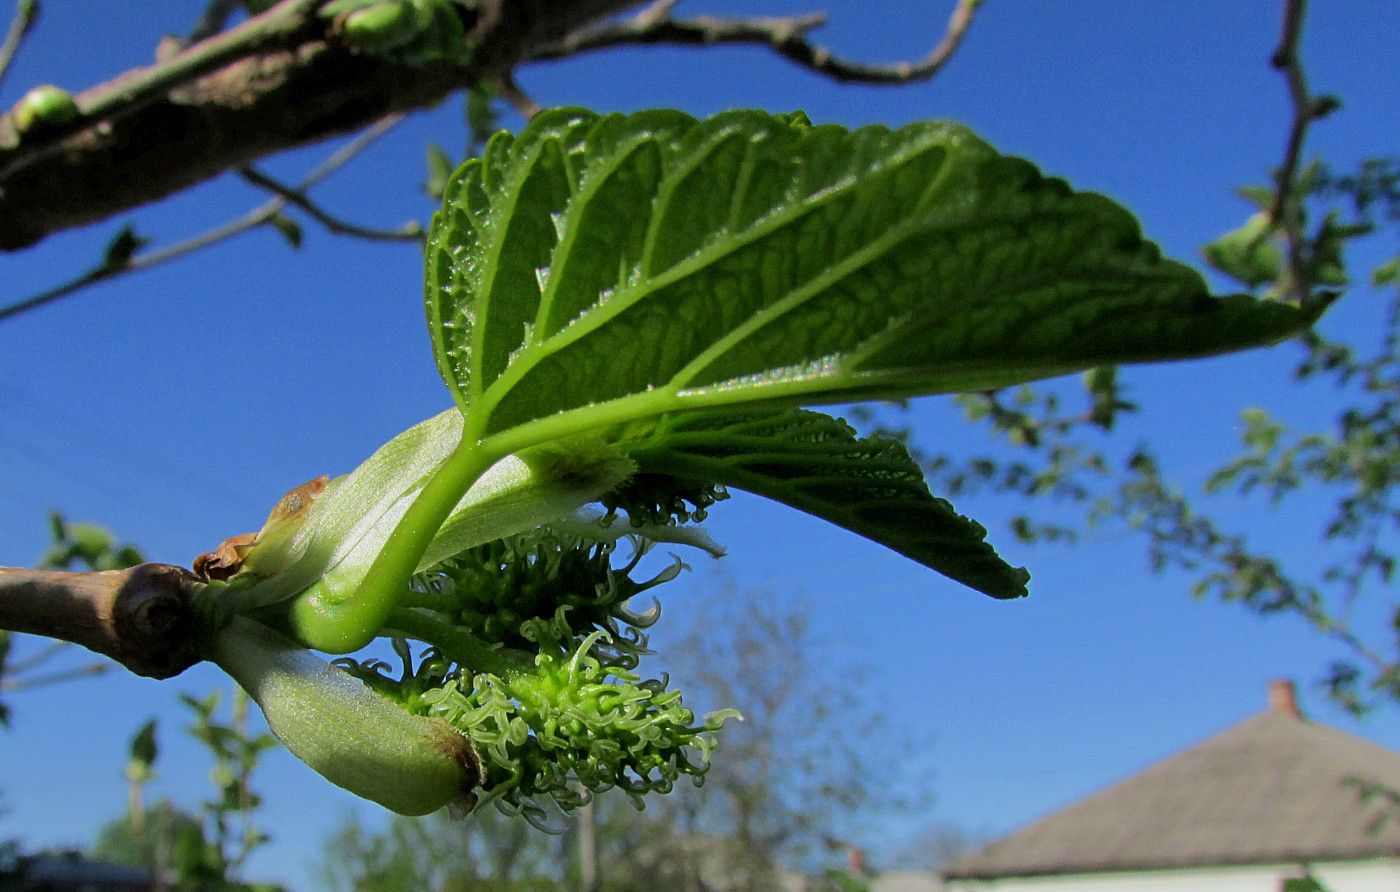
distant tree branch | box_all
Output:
[530,0,981,85]
[4,637,69,674]
[1267,0,1339,306]
[238,166,425,243]
[0,0,39,93]
[187,0,244,47]
[490,72,542,119]
[0,564,201,679]
[0,112,406,321]
[0,660,110,693]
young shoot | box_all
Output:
[115,107,1325,817]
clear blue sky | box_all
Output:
[2,0,1398,886]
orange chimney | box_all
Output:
[1268,679,1301,718]
[847,848,868,875]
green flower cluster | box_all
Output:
[336,527,736,825]
[422,624,734,826]
[601,473,730,527]
[408,529,676,665]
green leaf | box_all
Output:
[465,83,498,151]
[424,143,454,201]
[269,211,303,249]
[125,718,158,783]
[1374,255,1400,286]
[102,224,148,270]
[427,108,1317,459]
[617,408,1029,598]
[1234,184,1276,210]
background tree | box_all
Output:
[320,806,563,891]
[88,690,279,890]
[639,586,929,885]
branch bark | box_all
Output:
[0,563,201,679]
[0,0,642,251]
[530,0,981,85]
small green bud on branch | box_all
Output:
[10,84,77,136]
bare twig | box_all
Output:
[0,564,200,679]
[4,636,69,674]
[0,0,39,93]
[239,166,425,243]
[1266,0,1339,306]
[0,660,109,692]
[491,72,542,119]
[0,113,407,322]
[188,0,243,46]
[532,0,982,85]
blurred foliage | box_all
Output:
[181,688,279,885]
[90,689,280,890]
[320,808,563,891]
[37,511,145,572]
[91,799,205,880]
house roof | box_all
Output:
[942,681,1400,879]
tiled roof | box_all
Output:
[943,687,1400,878]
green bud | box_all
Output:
[11,84,79,135]
[235,408,634,654]
[207,616,480,816]
[1203,212,1284,289]
[337,0,419,53]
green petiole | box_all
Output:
[385,606,530,679]
[269,438,499,654]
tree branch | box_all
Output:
[0,112,406,321]
[1267,0,1339,306]
[0,0,323,179]
[0,0,644,251]
[0,564,201,679]
[0,0,38,93]
[239,166,424,243]
[530,0,981,85]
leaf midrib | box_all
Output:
[530,135,651,348]
[468,135,955,436]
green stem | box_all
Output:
[386,607,529,679]
[277,440,499,653]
